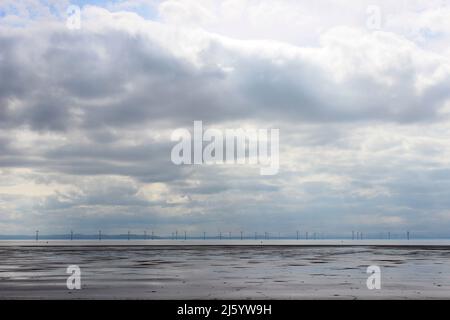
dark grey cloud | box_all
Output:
[1,3,450,235]
[2,22,449,138]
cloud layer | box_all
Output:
[1,0,450,236]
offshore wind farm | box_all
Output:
[2,229,449,299]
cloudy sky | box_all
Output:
[1,0,450,237]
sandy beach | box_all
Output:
[1,243,449,299]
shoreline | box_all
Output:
[2,239,450,247]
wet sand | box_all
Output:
[1,245,450,299]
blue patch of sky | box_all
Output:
[0,0,60,19]
[69,0,117,8]
[1,0,159,21]
[0,3,16,16]
[419,28,444,40]
[68,0,159,21]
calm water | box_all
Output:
[1,246,450,299]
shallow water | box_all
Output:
[1,246,449,299]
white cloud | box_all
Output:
[1,0,450,235]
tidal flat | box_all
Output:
[1,245,449,299]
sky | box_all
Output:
[1,0,450,236]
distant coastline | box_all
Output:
[2,239,450,247]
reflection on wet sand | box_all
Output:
[1,246,449,299]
